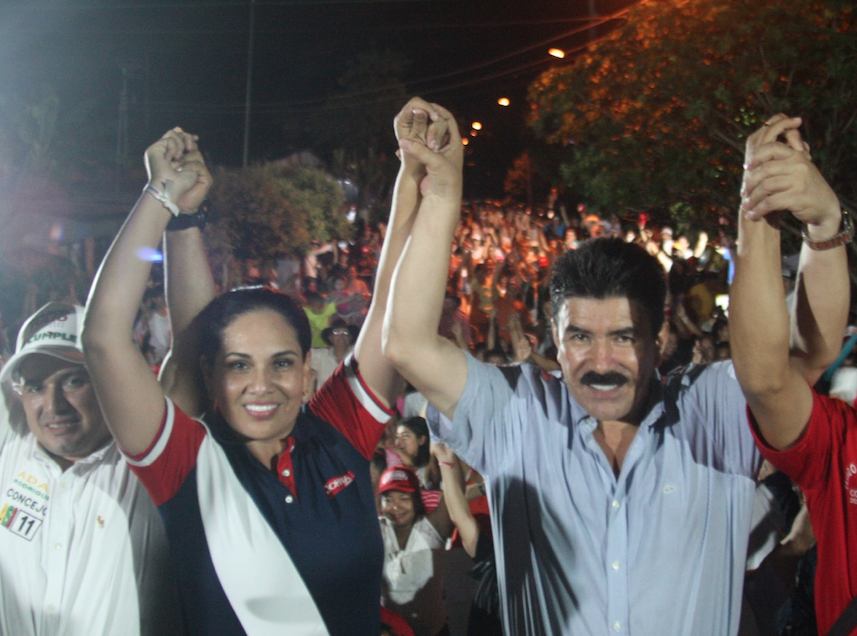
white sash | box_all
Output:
[196,435,329,635]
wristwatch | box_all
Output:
[801,210,854,251]
[166,201,210,232]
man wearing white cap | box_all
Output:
[0,302,181,635]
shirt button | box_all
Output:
[612,561,620,571]
[613,621,621,632]
[54,543,62,550]
[285,495,294,504]
[612,500,620,510]
[281,469,291,478]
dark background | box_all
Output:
[2,0,638,196]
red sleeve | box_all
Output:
[747,390,849,494]
[308,353,394,460]
[122,398,207,506]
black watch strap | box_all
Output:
[166,203,208,232]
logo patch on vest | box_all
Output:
[324,471,355,498]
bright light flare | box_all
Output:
[462,138,470,146]
[136,247,164,263]
[471,122,483,131]
[49,223,64,242]
[497,97,510,106]
[549,48,566,59]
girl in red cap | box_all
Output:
[378,464,456,636]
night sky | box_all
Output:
[2,0,639,194]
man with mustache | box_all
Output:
[383,107,844,635]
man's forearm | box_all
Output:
[387,196,459,355]
[732,212,791,398]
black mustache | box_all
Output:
[580,371,628,387]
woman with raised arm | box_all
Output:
[83,98,449,636]
[434,443,502,636]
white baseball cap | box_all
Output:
[0,302,85,385]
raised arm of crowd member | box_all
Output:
[731,114,849,450]
[355,97,451,406]
[433,442,477,556]
[509,312,561,374]
[83,128,210,454]
[384,106,466,419]
[693,231,709,260]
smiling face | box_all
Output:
[552,296,658,425]
[18,355,111,470]
[381,490,417,530]
[394,424,425,464]
[204,310,312,463]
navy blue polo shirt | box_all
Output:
[126,355,393,636]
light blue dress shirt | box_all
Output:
[427,355,761,636]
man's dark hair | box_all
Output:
[549,238,666,337]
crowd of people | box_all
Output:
[0,98,854,636]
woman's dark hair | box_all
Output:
[411,490,427,518]
[549,238,666,337]
[197,287,312,363]
[399,416,431,468]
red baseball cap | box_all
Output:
[377,466,421,496]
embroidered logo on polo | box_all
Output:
[0,471,48,541]
[844,463,857,505]
[324,471,355,498]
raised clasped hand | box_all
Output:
[145,127,213,214]
[395,98,463,203]
[741,114,839,231]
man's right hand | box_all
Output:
[398,103,462,206]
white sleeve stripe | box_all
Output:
[123,398,175,468]
[344,354,392,423]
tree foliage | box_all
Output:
[312,50,410,220]
[208,163,348,261]
[528,0,857,232]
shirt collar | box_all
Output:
[29,434,117,470]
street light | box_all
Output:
[549,48,565,59]
[471,121,483,131]
[497,97,510,106]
